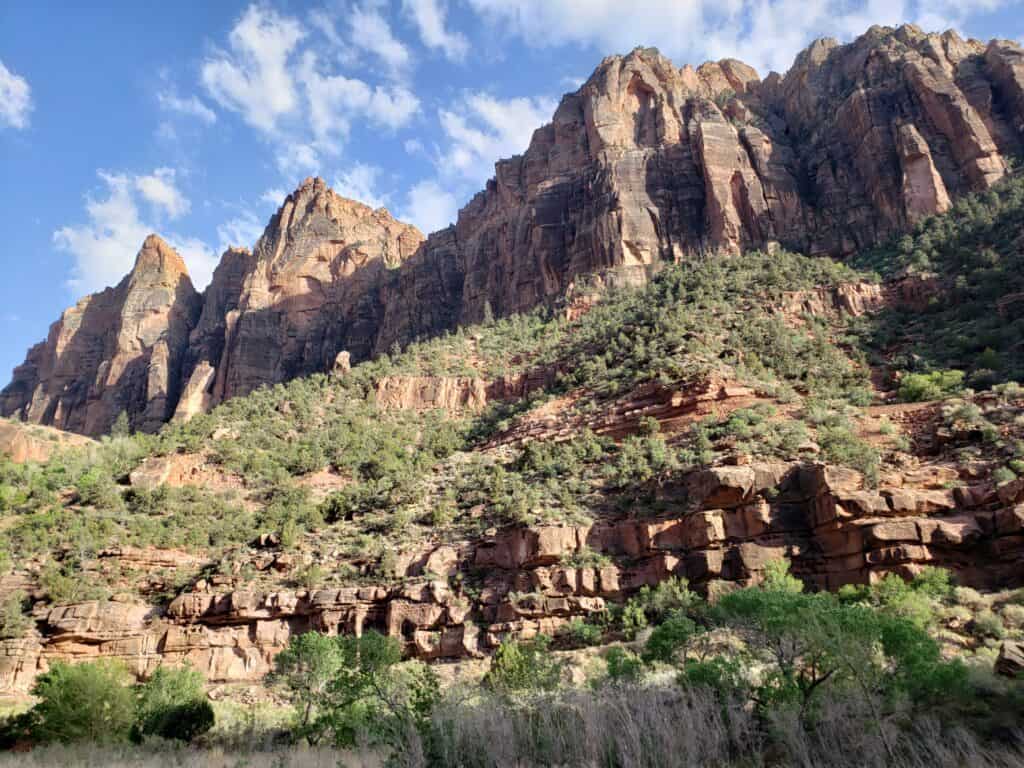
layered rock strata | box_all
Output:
[6,25,1024,436]
[1,460,1021,694]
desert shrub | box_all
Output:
[603,647,643,683]
[643,615,699,664]
[485,635,561,694]
[0,590,30,639]
[971,610,1005,640]
[563,618,603,647]
[898,370,965,402]
[1001,603,1024,629]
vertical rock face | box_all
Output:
[189,177,425,404]
[0,235,201,435]
[5,25,1024,434]
[373,27,1024,350]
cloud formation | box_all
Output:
[400,179,459,234]
[54,171,217,295]
[0,60,32,130]
[201,5,305,132]
[157,91,217,124]
[465,0,1010,75]
[438,92,556,185]
[334,163,390,209]
[404,0,470,61]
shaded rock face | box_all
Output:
[2,459,1022,694]
[0,236,201,435]
[6,26,1024,435]
[186,177,425,404]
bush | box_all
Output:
[563,618,603,647]
[898,370,965,402]
[133,665,213,743]
[485,636,561,693]
[603,647,643,682]
[971,610,1005,640]
[0,590,29,639]
[29,661,136,744]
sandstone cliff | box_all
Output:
[5,25,1024,435]
[0,235,201,435]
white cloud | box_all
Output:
[261,187,287,206]
[300,52,420,153]
[404,0,470,61]
[218,209,265,251]
[168,235,218,291]
[135,167,190,219]
[157,91,217,124]
[0,60,32,130]
[437,93,556,185]
[201,5,305,133]
[465,0,1011,75]
[400,179,459,233]
[54,171,215,295]
[333,163,390,208]
[404,138,425,155]
[276,142,320,176]
[349,1,413,77]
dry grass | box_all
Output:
[0,744,384,768]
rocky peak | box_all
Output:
[5,25,1024,435]
[129,233,191,286]
[0,236,202,435]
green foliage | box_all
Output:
[603,647,643,683]
[0,590,30,639]
[271,631,345,743]
[272,630,438,749]
[485,635,561,694]
[898,370,965,402]
[643,615,698,664]
[29,661,137,744]
[620,578,700,639]
[854,173,1024,384]
[563,618,603,647]
[133,665,213,743]
[39,559,108,604]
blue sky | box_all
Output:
[1,0,1022,383]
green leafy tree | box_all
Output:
[271,631,345,743]
[29,661,136,744]
[133,665,213,743]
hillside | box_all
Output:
[1,22,1024,767]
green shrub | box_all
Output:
[898,370,965,402]
[0,590,30,639]
[133,665,213,743]
[485,636,561,693]
[603,647,643,682]
[563,619,603,647]
[972,610,1005,640]
[643,615,698,664]
[29,661,136,744]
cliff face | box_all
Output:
[5,25,1024,435]
[180,178,425,408]
[375,26,1024,349]
[0,235,201,435]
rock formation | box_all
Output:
[1,457,1021,694]
[5,26,1024,435]
[0,235,201,435]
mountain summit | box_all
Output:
[5,25,1024,436]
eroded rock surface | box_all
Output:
[4,27,1024,436]
[2,459,1021,694]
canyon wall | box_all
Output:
[5,25,1024,435]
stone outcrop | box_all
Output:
[2,458,1021,694]
[0,419,94,463]
[0,236,201,435]
[6,26,1024,436]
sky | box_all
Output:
[1,1,1022,383]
